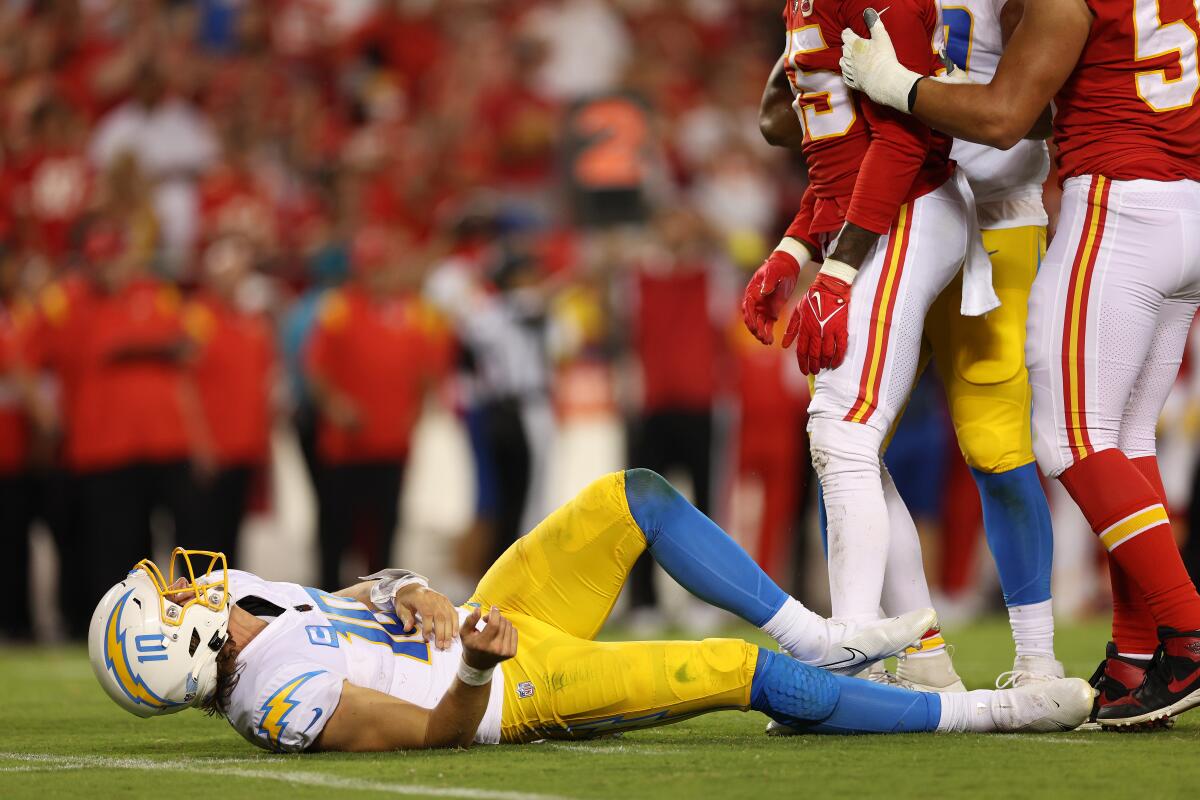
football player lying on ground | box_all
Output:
[89,470,1093,752]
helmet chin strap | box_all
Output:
[190,653,221,707]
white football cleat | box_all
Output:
[765,718,799,736]
[995,654,1066,689]
[808,608,938,676]
[988,677,1095,732]
[897,649,967,692]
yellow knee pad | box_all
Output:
[949,385,1035,473]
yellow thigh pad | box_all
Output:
[499,613,757,742]
[925,225,1045,473]
[469,472,647,641]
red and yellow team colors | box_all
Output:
[1026,0,1200,666]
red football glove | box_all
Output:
[742,245,807,345]
[782,260,856,375]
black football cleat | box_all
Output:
[1078,642,1169,731]
[1097,627,1200,729]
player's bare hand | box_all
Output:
[742,249,802,345]
[394,585,458,651]
[459,606,517,670]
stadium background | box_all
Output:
[2,0,1200,649]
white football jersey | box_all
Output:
[204,570,505,753]
[943,0,1049,228]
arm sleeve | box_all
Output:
[843,1,939,234]
[783,188,821,253]
[252,665,344,753]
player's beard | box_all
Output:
[200,635,244,718]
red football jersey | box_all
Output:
[1054,0,1200,181]
[781,0,953,236]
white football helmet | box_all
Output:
[88,549,231,718]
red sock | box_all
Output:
[1107,558,1159,655]
[1131,455,1168,506]
[1103,456,1169,655]
[1060,449,1200,636]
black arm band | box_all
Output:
[907,77,925,113]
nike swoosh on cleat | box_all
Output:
[1166,668,1200,694]
[821,647,869,670]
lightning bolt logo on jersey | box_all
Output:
[257,670,327,749]
[217,570,506,753]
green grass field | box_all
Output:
[2,617,1196,799]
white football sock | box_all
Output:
[762,597,833,662]
[811,419,889,623]
[880,465,934,616]
[1008,599,1055,659]
[936,690,1000,732]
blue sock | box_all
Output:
[624,468,789,626]
[749,649,941,733]
[972,464,1053,607]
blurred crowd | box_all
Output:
[1,0,1199,644]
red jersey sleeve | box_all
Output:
[784,188,821,254]
[843,0,939,234]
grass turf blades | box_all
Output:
[2,617,1197,799]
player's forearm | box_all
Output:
[910,81,1033,150]
[334,580,380,611]
[827,223,880,271]
[423,678,493,749]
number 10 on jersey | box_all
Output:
[786,25,858,141]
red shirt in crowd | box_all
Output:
[0,298,34,475]
[306,286,447,464]
[35,275,192,471]
[8,147,93,261]
[634,262,719,412]
[197,163,277,248]
[185,293,276,467]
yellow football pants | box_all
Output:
[923,225,1046,474]
[467,471,759,743]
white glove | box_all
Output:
[840,9,923,113]
[932,52,973,85]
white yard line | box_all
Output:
[990,735,1097,746]
[0,753,574,800]
[540,743,672,756]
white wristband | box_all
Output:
[361,569,429,613]
[457,660,495,686]
[775,237,812,268]
[819,257,859,284]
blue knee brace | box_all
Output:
[624,468,788,626]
